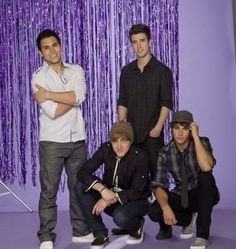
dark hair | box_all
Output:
[36,29,61,51]
[129,24,151,41]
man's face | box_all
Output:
[130,33,151,59]
[39,36,62,65]
[172,123,191,149]
[111,137,131,159]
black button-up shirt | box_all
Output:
[118,55,173,143]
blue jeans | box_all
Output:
[75,181,149,237]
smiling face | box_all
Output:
[172,123,191,151]
[130,32,151,59]
[39,36,62,66]
[111,136,131,159]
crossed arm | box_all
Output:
[34,84,76,118]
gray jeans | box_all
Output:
[38,140,90,242]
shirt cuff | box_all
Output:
[85,180,98,192]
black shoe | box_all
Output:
[127,218,145,244]
[90,235,109,249]
[111,228,129,235]
[156,227,173,240]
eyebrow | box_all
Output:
[42,42,59,49]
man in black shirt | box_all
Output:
[118,24,173,180]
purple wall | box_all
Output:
[1,0,235,212]
[179,0,236,209]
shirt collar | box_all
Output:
[42,60,69,72]
[172,138,194,157]
[131,54,155,71]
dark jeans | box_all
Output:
[75,181,149,237]
[137,134,164,180]
[148,171,220,239]
[38,141,90,242]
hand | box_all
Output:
[100,188,117,205]
[92,199,108,215]
[190,122,199,139]
[162,206,177,225]
[149,126,161,138]
[34,84,49,103]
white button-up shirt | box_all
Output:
[31,61,86,142]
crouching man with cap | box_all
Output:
[148,110,220,249]
[75,121,150,249]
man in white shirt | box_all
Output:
[32,29,93,249]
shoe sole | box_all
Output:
[180,232,194,239]
[126,233,144,244]
[190,245,206,249]
[72,233,94,243]
[90,240,109,249]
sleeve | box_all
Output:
[77,143,106,191]
[71,65,86,106]
[201,137,216,166]
[117,68,127,107]
[31,72,57,119]
[117,154,150,204]
[159,65,173,110]
[151,147,169,191]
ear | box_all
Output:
[38,50,44,58]
[149,39,152,47]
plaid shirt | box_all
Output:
[151,137,216,195]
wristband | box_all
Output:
[99,185,106,193]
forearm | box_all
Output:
[47,91,76,106]
[54,103,73,118]
[193,136,214,171]
[118,105,127,121]
[93,182,118,205]
[155,106,170,131]
[93,182,106,193]
[155,187,170,210]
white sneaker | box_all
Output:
[190,237,208,249]
[39,241,53,249]
[72,232,94,243]
[180,213,197,239]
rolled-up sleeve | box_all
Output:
[31,73,57,119]
[159,66,173,110]
[151,148,169,191]
[117,69,127,107]
[201,137,216,167]
[71,65,86,106]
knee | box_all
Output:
[197,171,220,204]
[113,211,129,228]
[198,171,218,189]
[148,201,163,222]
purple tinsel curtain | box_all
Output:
[0,0,178,187]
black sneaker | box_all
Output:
[156,227,173,240]
[90,235,109,249]
[126,218,145,244]
[112,228,129,235]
